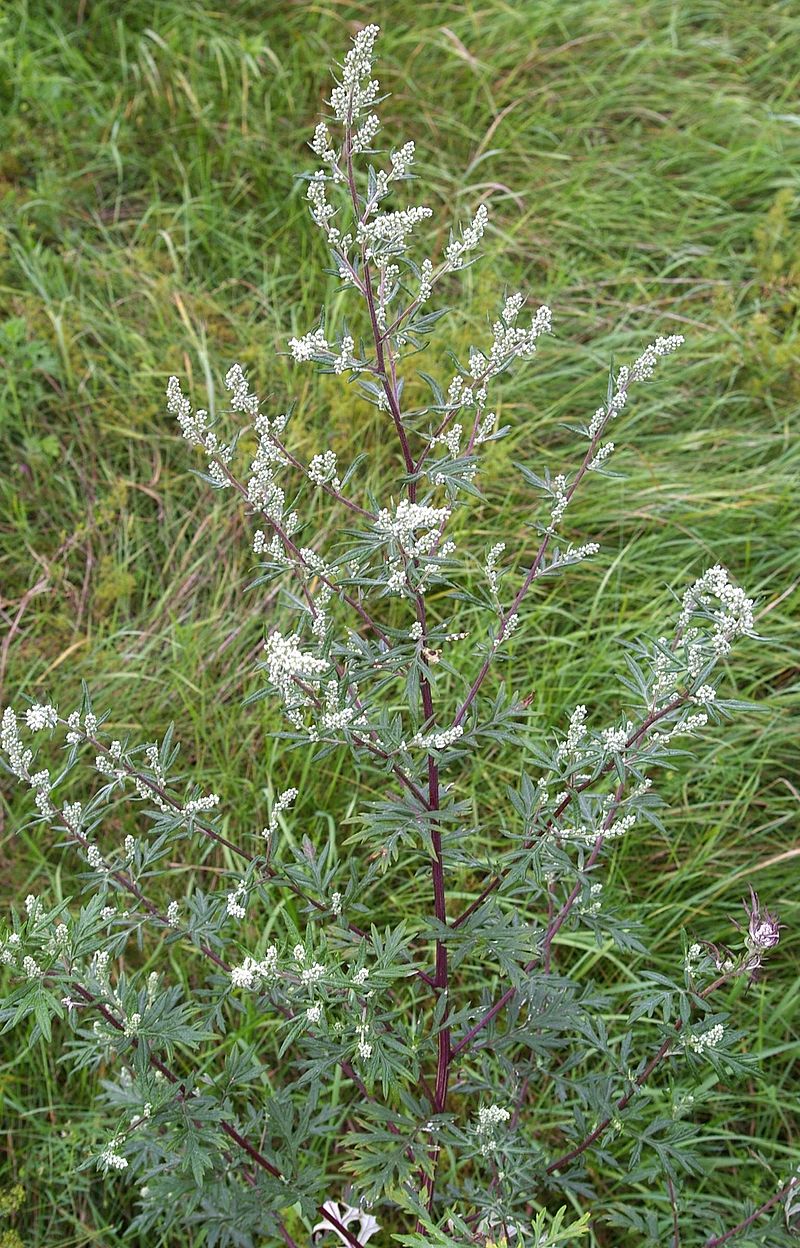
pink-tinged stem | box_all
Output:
[704,1178,798,1247]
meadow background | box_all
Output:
[1,0,799,1244]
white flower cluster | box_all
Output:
[605,812,636,840]
[493,610,521,648]
[321,680,362,732]
[557,704,588,762]
[100,1138,128,1173]
[579,881,604,916]
[375,498,453,594]
[485,542,505,596]
[183,792,220,817]
[263,632,329,700]
[226,882,247,920]
[1,707,32,781]
[601,721,634,754]
[355,1020,372,1059]
[489,298,552,368]
[548,473,569,531]
[289,326,328,362]
[306,171,338,238]
[409,724,464,752]
[329,23,380,124]
[352,112,380,153]
[242,403,295,537]
[685,942,703,976]
[587,334,684,440]
[418,257,434,304]
[263,786,299,840]
[358,205,434,260]
[230,947,278,991]
[224,363,259,416]
[564,542,601,564]
[587,441,615,471]
[477,1103,511,1132]
[376,500,450,548]
[1,707,56,818]
[333,335,357,375]
[166,376,234,489]
[678,564,755,660]
[308,450,341,490]
[445,203,489,269]
[25,703,58,732]
[301,961,327,985]
[475,1103,511,1154]
[685,1022,724,1054]
[431,422,462,457]
[124,1011,142,1037]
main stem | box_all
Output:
[342,114,449,1222]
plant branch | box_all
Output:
[704,1178,798,1246]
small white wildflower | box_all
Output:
[588,442,615,471]
[264,632,328,699]
[686,1022,724,1054]
[288,327,329,362]
[485,542,505,596]
[86,844,106,872]
[308,450,341,489]
[306,1003,323,1024]
[685,942,703,976]
[124,1012,142,1037]
[230,957,258,990]
[418,258,434,303]
[226,885,247,920]
[558,704,588,761]
[446,202,489,269]
[100,1139,128,1172]
[166,900,180,928]
[333,335,356,376]
[409,724,464,751]
[601,724,630,753]
[264,786,299,839]
[183,793,220,816]
[25,703,58,732]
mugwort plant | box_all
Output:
[1,24,794,1248]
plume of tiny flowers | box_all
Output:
[329,24,381,124]
[475,1104,511,1156]
[99,1138,128,1173]
[445,203,489,270]
[263,786,299,841]
[587,334,684,440]
[166,376,234,488]
[25,703,58,732]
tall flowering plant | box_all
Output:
[1,26,792,1248]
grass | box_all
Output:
[1,0,799,1243]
